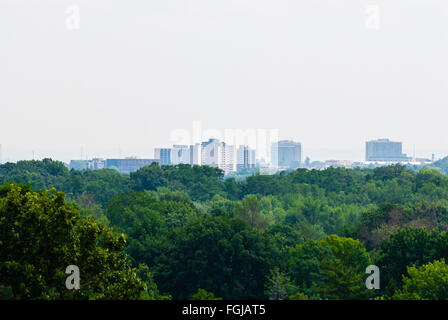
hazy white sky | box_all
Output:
[1,0,447,162]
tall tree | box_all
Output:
[0,183,151,299]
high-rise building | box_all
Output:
[189,143,202,165]
[171,145,190,165]
[365,139,409,162]
[236,145,256,171]
[201,138,224,169]
[200,138,237,174]
[154,148,171,166]
[271,140,302,169]
[223,144,237,174]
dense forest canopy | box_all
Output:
[2,158,448,299]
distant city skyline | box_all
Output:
[61,137,437,175]
[0,139,444,165]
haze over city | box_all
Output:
[1,0,448,162]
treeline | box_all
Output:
[2,159,448,299]
[2,158,448,205]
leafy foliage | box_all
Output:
[3,160,448,299]
[0,184,153,299]
[392,259,448,300]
